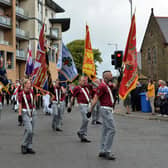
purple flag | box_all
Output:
[25,44,34,76]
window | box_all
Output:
[52,44,58,63]
[153,47,157,64]
[0,51,5,69]
[51,12,54,18]
[0,8,4,15]
[45,24,47,33]
[147,48,151,62]
[38,22,42,34]
[38,2,43,21]
[45,8,48,17]
[6,52,14,69]
[51,28,59,38]
[52,49,55,62]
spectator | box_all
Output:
[157,80,168,117]
[147,79,155,115]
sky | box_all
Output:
[55,0,168,78]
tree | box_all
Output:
[66,40,103,76]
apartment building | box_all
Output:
[0,0,70,82]
[0,0,16,82]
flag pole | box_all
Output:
[82,22,87,76]
[130,0,133,21]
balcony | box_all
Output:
[0,0,11,7]
[16,49,26,60]
[16,6,29,21]
[0,40,9,45]
[16,28,29,41]
[0,15,11,29]
[46,28,60,40]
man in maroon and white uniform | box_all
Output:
[68,76,91,143]
[88,71,116,160]
[18,79,36,154]
[51,79,66,132]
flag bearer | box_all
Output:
[68,76,91,143]
[18,79,36,154]
[88,71,116,160]
[51,79,66,132]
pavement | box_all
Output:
[0,104,168,168]
[114,102,168,121]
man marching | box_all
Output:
[18,79,36,154]
[87,71,116,160]
[68,76,91,143]
[51,79,66,132]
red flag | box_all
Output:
[82,25,96,80]
[119,13,138,99]
[32,24,48,90]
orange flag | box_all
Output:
[119,13,138,99]
[82,25,96,80]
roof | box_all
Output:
[155,17,168,43]
[49,18,70,32]
[45,0,65,13]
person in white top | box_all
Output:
[43,93,52,115]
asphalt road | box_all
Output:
[0,104,168,168]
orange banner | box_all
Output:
[82,25,96,80]
[119,13,138,99]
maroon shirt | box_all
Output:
[72,86,90,104]
[96,82,114,107]
[52,87,65,102]
[18,90,34,109]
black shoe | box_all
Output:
[81,138,91,143]
[56,128,63,132]
[21,145,27,154]
[96,121,102,125]
[27,148,36,154]
[104,153,116,160]
[91,121,96,125]
[98,152,106,158]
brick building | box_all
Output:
[0,0,70,82]
[141,8,168,81]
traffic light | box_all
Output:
[111,54,116,66]
[115,50,123,68]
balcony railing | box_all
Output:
[16,6,29,19]
[16,49,25,58]
[0,40,9,45]
[16,28,29,40]
[0,16,11,27]
[0,0,11,6]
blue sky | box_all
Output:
[55,0,168,78]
